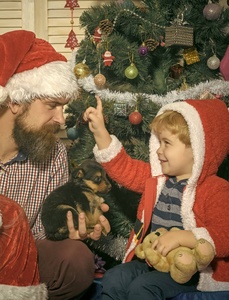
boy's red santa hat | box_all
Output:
[0,30,78,105]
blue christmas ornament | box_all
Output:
[67,127,79,140]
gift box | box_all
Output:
[183,47,200,65]
[165,25,193,47]
[169,64,185,79]
[114,103,128,117]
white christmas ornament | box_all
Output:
[207,54,220,70]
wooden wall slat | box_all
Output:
[0,2,21,9]
[0,11,21,18]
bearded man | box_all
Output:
[0,30,110,300]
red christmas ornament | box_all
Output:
[65,29,79,50]
[64,0,80,51]
[65,0,79,9]
[102,51,115,66]
[94,26,102,44]
[129,110,142,125]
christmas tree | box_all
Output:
[65,0,229,269]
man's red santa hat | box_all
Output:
[0,30,78,105]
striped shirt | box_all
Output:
[0,140,69,240]
[151,177,188,232]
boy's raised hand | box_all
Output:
[84,95,112,150]
[83,95,104,134]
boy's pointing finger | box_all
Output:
[96,95,103,112]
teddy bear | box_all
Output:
[135,227,215,284]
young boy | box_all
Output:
[84,96,229,299]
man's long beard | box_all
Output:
[13,113,60,163]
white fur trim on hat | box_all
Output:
[5,61,78,104]
[149,101,205,184]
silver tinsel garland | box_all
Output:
[78,75,229,107]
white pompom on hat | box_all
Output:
[0,30,78,105]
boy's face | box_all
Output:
[156,128,194,181]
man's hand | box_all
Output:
[67,203,110,240]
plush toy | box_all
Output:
[135,227,215,284]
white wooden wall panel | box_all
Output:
[0,0,22,34]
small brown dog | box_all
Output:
[41,159,111,240]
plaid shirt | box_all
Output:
[0,140,69,240]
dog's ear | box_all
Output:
[71,168,85,179]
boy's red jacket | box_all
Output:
[94,99,229,292]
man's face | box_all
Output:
[13,97,68,163]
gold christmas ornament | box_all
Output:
[74,62,90,79]
[99,19,114,36]
[183,47,200,65]
[94,73,106,86]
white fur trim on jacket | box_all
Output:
[122,211,145,263]
[198,267,229,291]
[0,283,48,300]
[2,61,78,105]
[93,135,122,163]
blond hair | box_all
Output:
[150,110,191,146]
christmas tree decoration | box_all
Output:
[183,47,200,65]
[199,90,216,99]
[64,0,79,51]
[169,64,185,79]
[125,63,138,79]
[114,103,128,117]
[94,73,106,86]
[99,19,113,36]
[65,29,79,50]
[121,0,135,9]
[67,127,79,140]
[165,25,193,47]
[138,43,148,56]
[74,61,90,79]
[64,0,79,9]
[129,110,142,125]
[220,46,229,81]
[159,36,165,47]
[203,2,222,20]
[94,26,102,44]
[177,77,189,92]
[145,38,159,51]
[125,52,138,79]
[207,54,220,70]
[102,51,115,66]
